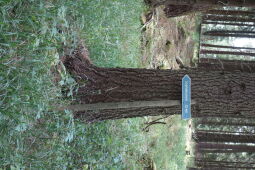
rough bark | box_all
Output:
[196,118,255,127]
[63,52,255,122]
[197,142,255,153]
[203,15,255,23]
[201,43,255,50]
[204,30,255,34]
[205,9,255,16]
[198,58,255,73]
[203,33,255,38]
[202,21,255,27]
[195,130,255,143]
[200,49,255,56]
[150,0,255,7]
[195,159,255,169]
[164,4,211,17]
[149,0,255,17]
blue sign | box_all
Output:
[182,75,191,120]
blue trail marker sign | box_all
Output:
[182,75,191,120]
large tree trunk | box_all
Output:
[163,4,211,17]
[149,0,255,18]
[63,52,255,122]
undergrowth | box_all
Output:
[0,0,146,169]
[0,0,187,169]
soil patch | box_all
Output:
[141,6,198,70]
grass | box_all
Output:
[144,116,188,170]
[0,0,188,169]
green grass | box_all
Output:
[0,0,146,169]
[0,0,188,169]
[143,116,188,170]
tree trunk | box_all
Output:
[196,118,255,127]
[151,0,255,7]
[205,9,255,16]
[63,53,255,122]
[198,58,255,73]
[204,33,255,38]
[164,4,211,17]
[197,142,255,153]
[149,0,255,17]
[203,15,255,23]
[195,159,255,169]
[204,30,255,34]
[195,130,255,143]
[201,43,255,50]
[202,21,255,27]
[200,49,255,56]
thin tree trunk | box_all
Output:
[151,0,255,7]
[203,33,255,38]
[200,49,255,56]
[203,15,255,22]
[204,30,255,34]
[197,142,255,153]
[201,43,255,50]
[202,21,255,27]
[64,52,255,122]
[195,130,255,143]
[196,118,255,127]
[196,159,255,165]
[197,129,253,134]
[205,9,255,16]
[196,159,255,169]
[198,165,255,169]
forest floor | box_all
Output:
[141,6,200,70]
[140,6,200,169]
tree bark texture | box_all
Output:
[150,0,255,7]
[195,130,255,143]
[200,49,255,56]
[196,118,255,127]
[204,30,255,34]
[203,30,255,38]
[203,15,255,23]
[64,53,255,122]
[195,159,255,169]
[202,21,255,27]
[164,4,211,17]
[201,43,255,51]
[205,9,255,16]
[196,142,255,153]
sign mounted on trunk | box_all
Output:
[182,75,191,120]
